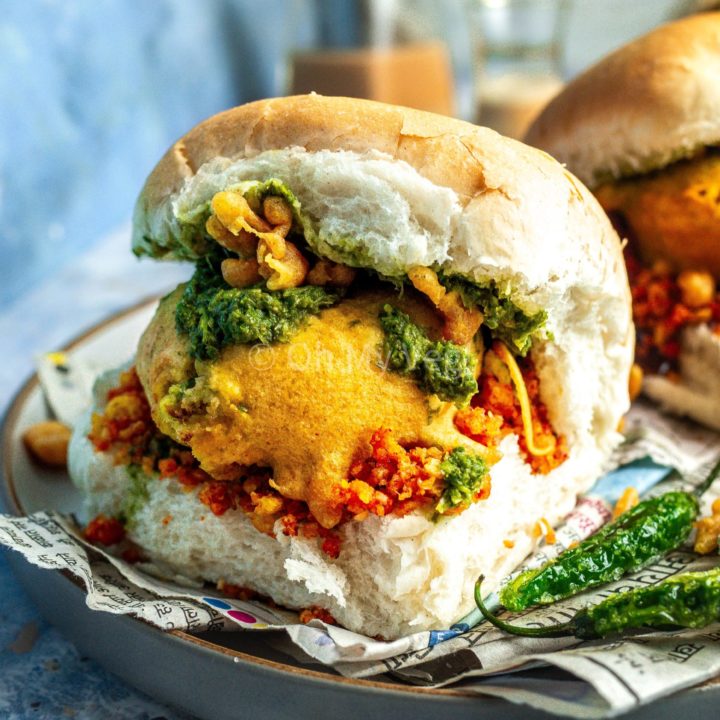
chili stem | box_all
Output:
[474,576,574,638]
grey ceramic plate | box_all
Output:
[2,300,719,720]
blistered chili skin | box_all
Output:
[499,491,699,612]
[575,569,720,640]
[476,568,720,640]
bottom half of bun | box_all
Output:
[69,374,606,640]
[644,324,720,432]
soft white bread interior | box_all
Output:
[71,369,605,639]
[524,13,720,188]
[644,324,720,432]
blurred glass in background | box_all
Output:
[471,0,567,139]
[0,0,707,313]
[469,0,714,140]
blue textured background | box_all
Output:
[0,559,191,719]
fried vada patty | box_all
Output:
[137,286,485,529]
[525,13,720,430]
[595,152,720,277]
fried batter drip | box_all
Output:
[596,151,720,276]
[88,373,492,558]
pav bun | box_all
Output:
[526,15,720,431]
[525,13,720,190]
[70,96,633,638]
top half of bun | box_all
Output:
[525,13,720,188]
[133,95,629,324]
[131,95,634,455]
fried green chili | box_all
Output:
[476,569,720,640]
[498,458,720,612]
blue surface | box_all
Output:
[0,551,191,720]
[0,0,307,309]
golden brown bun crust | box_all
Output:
[525,13,720,188]
[140,94,491,215]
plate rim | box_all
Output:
[0,296,477,702]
